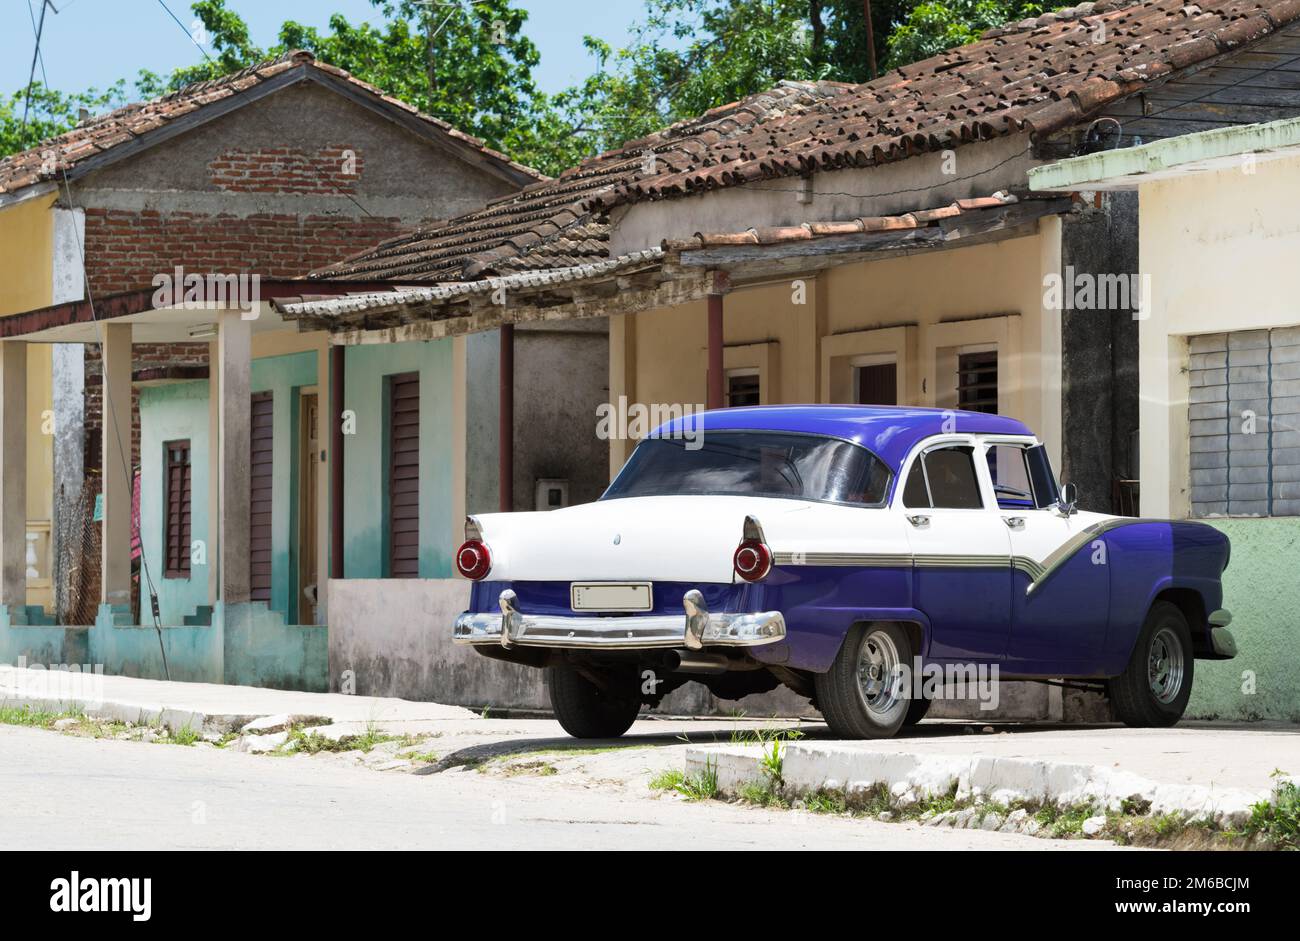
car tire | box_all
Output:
[815,623,913,739]
[902,696,932,727]
[547,664,641,739]
[1109,601,1195,728]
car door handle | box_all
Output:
[1004,517,1026,531]
[908,515,931,528]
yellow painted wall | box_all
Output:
[1137,152,1300,518]
[0,193,57,610]
[617,223,1063,474]
[0,193,55,315]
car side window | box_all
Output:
[925,446,983,509]
[903,445,983,510]
[986,445,1036,510]
[902,460,930,508]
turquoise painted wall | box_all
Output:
[251,351,319,623]
[343,340,455,579]
[138,381,212,626]
[137,351,319,626]
[1188,519,1300,722]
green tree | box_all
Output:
[884,1,1057,68]
[2,0,1072,173]
[0,81,131,156]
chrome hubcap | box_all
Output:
[857,631,905,719]
[1148,626,1186,705]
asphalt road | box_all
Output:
[0,725,1115,851]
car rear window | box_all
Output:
[603,432,892,506]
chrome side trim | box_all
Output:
[1012,556,1047,581]
[773,552,909,567]
[913,554,1011,569]
[1027,517,1167,596]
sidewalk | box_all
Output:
[686,723,1300,828]
[0,666,476,733]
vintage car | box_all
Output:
[453,406,1236,739]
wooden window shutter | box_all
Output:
[389,373,421,578]
[164,440,192,578]
[856,363,898,406]
[249,392,274,602]
[957,351,998,414]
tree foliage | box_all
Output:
[2,0,1070,176]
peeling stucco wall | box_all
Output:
[1188,519,1300,722]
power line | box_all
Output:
[22,0,171,675]
[19,0,58,150]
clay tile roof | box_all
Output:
[0,50,544,196]
[315,0,1300,284]
[664,192,1023,252]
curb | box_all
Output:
[1,694,260,736]
[684,743,1271,827]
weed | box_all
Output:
[1241,774,1299,850]
[649,761,718,801]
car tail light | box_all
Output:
[456,540,492,580]
[733,539,772,582]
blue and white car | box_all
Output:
[454,406,1235,739]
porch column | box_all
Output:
[707,273,729,409]
[329,344,345,580]
[207,340,220,605]
[0,341,27,610]
[216,311,252,604]
[499,323,514,512]
[101,323,133,607]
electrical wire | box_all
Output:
[23,0,171,677]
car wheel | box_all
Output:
[547,664,641,739]
[1108,601,1195,728]
[902,696,932,727]
[815,623,912,739]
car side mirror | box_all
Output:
[1057,481,1079,517]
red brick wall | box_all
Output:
[82,208,410,296]
[80,205,422,474]
[208,145,364,195]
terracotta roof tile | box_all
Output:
[664,192,1023,251]
[0,50,545,196]
[315,0,1300,284]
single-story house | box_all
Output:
[1030,115,1300,721]
[281,0,1300,719]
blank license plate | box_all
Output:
[571,583,653,612]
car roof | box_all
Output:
[650,405,1035,472]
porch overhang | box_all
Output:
[1027,116,1300,192]
[664,194,1072,283]
[272,194,1072,343]
[0,280,408,343]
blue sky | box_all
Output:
[3,0,654,99]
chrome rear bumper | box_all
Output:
[453,589,785,651]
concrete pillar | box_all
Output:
[217,311,252,604]
[100,323,133,607]
[329,344,345,581]
[499,324,514,512]
[0,341,27,610]
[207,340,220,606]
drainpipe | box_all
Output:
[707,272,729,410]
[499,323,514,512]
[330,344,345,580]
